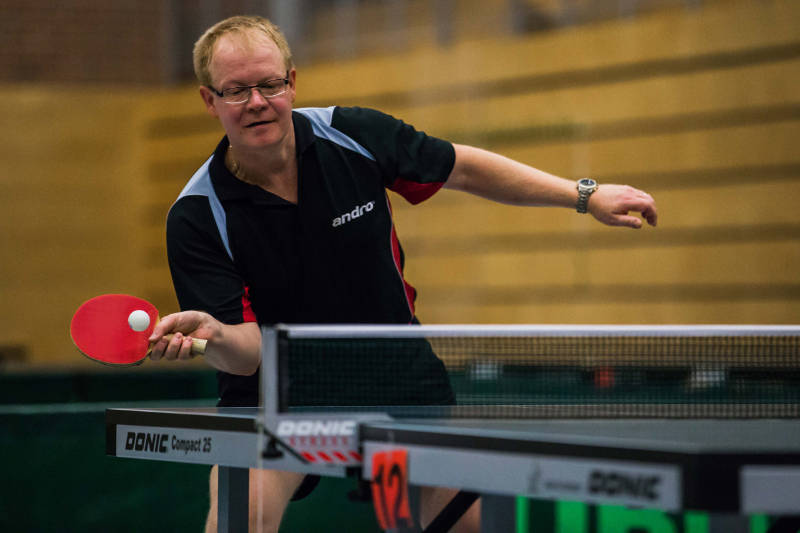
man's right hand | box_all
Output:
[148,313,262,375]
[148,311,218,362]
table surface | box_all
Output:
[107,406,800,452]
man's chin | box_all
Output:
[238,128,285,148]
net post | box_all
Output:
[260,325,279,416]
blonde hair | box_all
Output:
[193,15,294,88]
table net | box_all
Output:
[274,325,800,418]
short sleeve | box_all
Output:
[330,106,456,204]
[166,196,256,325]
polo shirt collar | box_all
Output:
[292,110,316,155]
[209,110,315,203]
[209,136,258,202]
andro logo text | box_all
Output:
[588,470,661,501]
[276,420,356,437]
[125,432,168,453]
[332,202,375,227]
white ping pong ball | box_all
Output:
[128,310,151,332]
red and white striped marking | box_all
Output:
[296,449,363,464]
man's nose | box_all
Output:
[246,87,270,108]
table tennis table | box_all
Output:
[106,406,800,532]
[105,325,800,533]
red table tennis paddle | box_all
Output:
[70,294,206,366]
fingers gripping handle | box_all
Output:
[147,335,207,355]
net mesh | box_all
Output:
[278,327,800,418]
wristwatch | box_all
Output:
[576,178,598,214]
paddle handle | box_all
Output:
[154,334,207,355]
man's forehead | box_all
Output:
[210,32,285,84]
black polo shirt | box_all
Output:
[166,106,456,405]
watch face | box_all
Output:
[578,178,597,187]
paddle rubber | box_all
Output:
[71,294,160,366]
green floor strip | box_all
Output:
[517,496,530,533]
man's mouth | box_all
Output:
[247,120,272,128]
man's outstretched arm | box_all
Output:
[148,312,262,376]
[445,144,657,228]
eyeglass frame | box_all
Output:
[208,72,291,105]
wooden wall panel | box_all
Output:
[416,300,800,326]
[382,59,800,136]
[0,88,143,363]
[296,0,800,103]
[403,241,800,288]
[496,122,800,178]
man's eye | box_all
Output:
[225,87,247,96]
[260,82,280,91]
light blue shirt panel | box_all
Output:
[295,107,376,161]
[175,156,233,261]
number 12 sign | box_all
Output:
[371,449,414,530]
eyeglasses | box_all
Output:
[209,73,290,104]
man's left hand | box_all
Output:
[588,185,658,229]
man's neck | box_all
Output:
[226,131,298,203]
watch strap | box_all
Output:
[576,180,597,214]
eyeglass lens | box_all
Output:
[224,81,286,103]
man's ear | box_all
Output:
[288,68,297,103]
[199,86,219,119]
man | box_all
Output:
[148,15,657,533]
